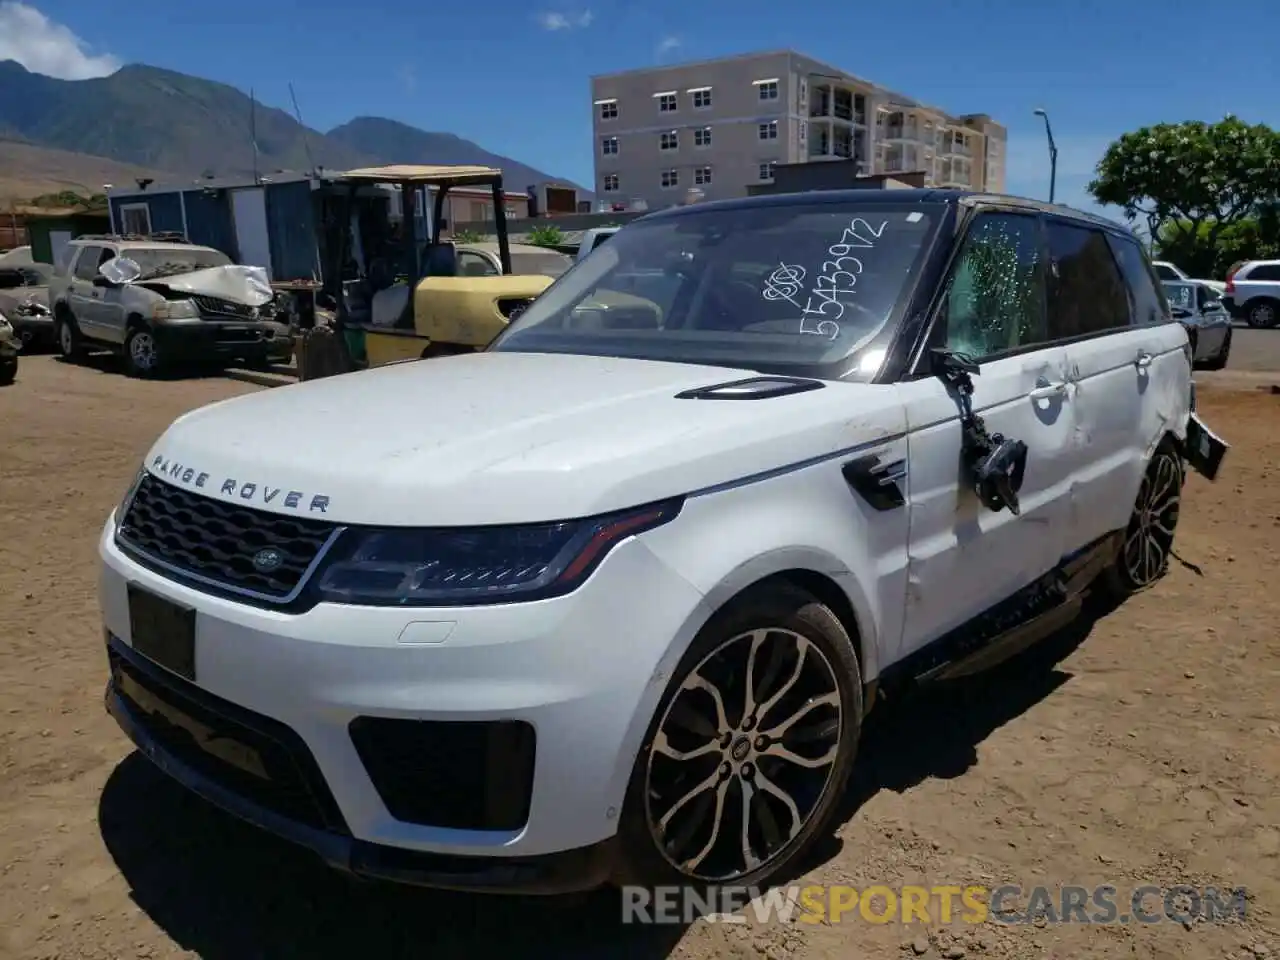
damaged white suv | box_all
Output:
[50,236,282,377]
[98,191,1227,895]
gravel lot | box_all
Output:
[0,353,1277,960]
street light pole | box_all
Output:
[1033,108,1058,204]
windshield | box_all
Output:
[489,201,940,376]
[128,248,233,280]
[511,250,573,279]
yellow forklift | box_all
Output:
[297,164,558,379]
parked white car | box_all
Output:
[98,191,1226,894]
[1223,259,1280,328]
[1152,260,1227,297]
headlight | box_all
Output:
[152,300,200,320]
[314,498,683,606]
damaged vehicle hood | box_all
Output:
[135,265,274,306]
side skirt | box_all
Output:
[875,530,1122,694]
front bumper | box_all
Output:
[154,320,280,363]
[98,515,707,890]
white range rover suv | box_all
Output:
[98,190,1227,895]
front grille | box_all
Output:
[109,641,348,833]
[349,717,536,831]
[213,327,264,343]
[193,295,258,320]
[118,473,336,600]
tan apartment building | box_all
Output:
[590,50,1006,209]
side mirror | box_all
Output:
[91,274,114,288]
[972,436,1029,515]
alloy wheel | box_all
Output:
[129,331,158,371]
[1121,452,1181,587]
[59,322,73,354]
[644,627,844,882]
[1249,303,1276,328]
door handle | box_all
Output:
[1134,351,1153,370]
[1028,378,1067,400]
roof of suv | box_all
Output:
[70,238,219,254]
[642,188,1134,237]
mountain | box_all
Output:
[327,117,575,193]
[0,139,168,201]
[0,60,581,196]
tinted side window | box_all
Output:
[1045,221,1129,338]
[1107,234,1169,326]
[72,247,102,281]
[1246,263,1280,281]
[0,270,20,290]
[939,212,1046,358]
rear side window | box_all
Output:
[1044,221,1129,338]
[54,243,77,276]
[1244,262,1280,281]
[1107,234,1169,326]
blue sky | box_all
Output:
[2,0,1278,220]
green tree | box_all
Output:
[1088,117,1280,251]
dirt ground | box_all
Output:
[0,354,1277,960]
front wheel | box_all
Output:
[614,583,862,890]
[55,313,85,359]
[0,356,15,385]
[124,326,164,378]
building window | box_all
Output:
[657,92,678,113]
[756,79,779,101]
[758,120,778,141]
[603,173,619,192]
[119,203,152,235]
[601,136,618,155]
[694,126,712,148]
[758,161,776,181]
[660,130,679,151]
[691,87,712,109]
[694,166,712,185]
[598,100,618,121]
[661,169,679,189]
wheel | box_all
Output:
[1097,441,1184,600]
[55,311,85,359]
[0,357,15,386]
[614,583,863,890]
[1199,328,1231,371]
[124,326,164,378]
[1245,299,1279,329]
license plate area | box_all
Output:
[1186,411,1228,482]
[127,584,196,681]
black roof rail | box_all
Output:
[73,232,191,244]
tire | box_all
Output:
[0,357,15,386]
[613,582,863,891]
[1199,328,1231,371]
[1097,440,1184,601]
[124,325,164,378]
[55,311,85,360]
[1245,299,1279,329]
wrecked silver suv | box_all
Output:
[49,236,287,377]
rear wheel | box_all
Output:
[614,583,862,890]
[1097,441,1184,600]
[55,311,85,359]
[1246,299,1279,328]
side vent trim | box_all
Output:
[675,376,825,401]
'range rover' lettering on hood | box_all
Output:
[141,352,905,526]
[149,455,331,513]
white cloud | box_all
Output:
[537,9,593,30]
[0,1,120,80]
[655,35,681,59]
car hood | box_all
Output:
[135,265,273,306]
[142,352,905,525]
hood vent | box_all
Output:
[675,376,825,401]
